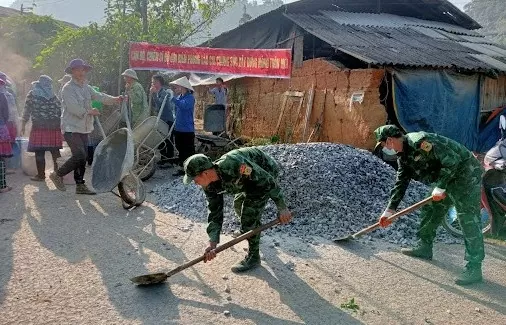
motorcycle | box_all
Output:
[443,115,506,237]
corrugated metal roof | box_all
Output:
[458,42,506,58]
[470,55,506,71]
[410,26,449,40]
[320,10,481,36]
[284,12,506,72]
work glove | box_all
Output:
[379,210,394,228]
[431,187,446,202]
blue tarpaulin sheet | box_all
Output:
[477,108,506,152]
[393,69,481,150]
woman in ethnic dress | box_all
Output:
[21,75,63,182]
[0,74,13,192]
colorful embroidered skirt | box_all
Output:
[28,127,63,152]
[0,124,13,157]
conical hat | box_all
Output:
[169,76,194,92]
[121,69,139,80]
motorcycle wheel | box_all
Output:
[443,206,492,237]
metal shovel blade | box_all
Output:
[130,273,169,285]
[332,235,355,243]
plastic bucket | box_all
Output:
[5,137,22,169]
[19,137,73,184]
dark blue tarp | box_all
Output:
[393,69,481,150]
[477,108,506,152]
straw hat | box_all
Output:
[169,76,194,92]
[121,69,139,80]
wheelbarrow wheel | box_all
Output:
[118,173,146,207]
[121,200,135,210]
[135,152,157,181]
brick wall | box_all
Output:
[194,59,387,149]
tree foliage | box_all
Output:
[465,0,506,45]
[36,0,234,94]
[0,14,66,61]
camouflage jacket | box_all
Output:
[205,147,287,243]
[388,132,480,210]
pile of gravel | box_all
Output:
[152,143,459,246]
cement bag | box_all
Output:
[91,128,134,193]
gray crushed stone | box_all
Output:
[152,143,461,246]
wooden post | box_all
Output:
[117,0,127,95]
[142,0,149,35]
[275,93,289,135]
[302,84,315,141]
[307,89,327,143]
[288,94,305,143]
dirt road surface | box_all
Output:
[1,172,506,325]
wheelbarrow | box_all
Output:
[91,109,146,209]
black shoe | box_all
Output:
[49,172,66,191]
[30,174,45,182]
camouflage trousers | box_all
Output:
[233,192,269,256]
[418,160,485,263]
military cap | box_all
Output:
[183,154,214,184]
[374,125,403,143]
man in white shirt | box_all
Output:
[49,59,122,195]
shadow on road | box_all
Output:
[26,186,313,324]
[246,249,364,325]
[331,239,381,260]
[25,187,213,324]
[0,187,23,305]
[376,255,506,315]
[486,245,506,262]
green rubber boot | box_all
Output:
[401,241,433,260]
[231,253,261,273]
[455,262,483,286]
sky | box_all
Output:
[0,0,472,12]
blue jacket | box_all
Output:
[153,87,175,123]
[172,92,195,132]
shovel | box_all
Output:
[130,218,280,285]
[333,197,433,243]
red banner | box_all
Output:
[129,42,292,79]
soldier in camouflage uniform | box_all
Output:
[183,147,292,273]
[374,125,485,285]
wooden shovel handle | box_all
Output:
[353,197,433,238]
[165,219,280,277]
